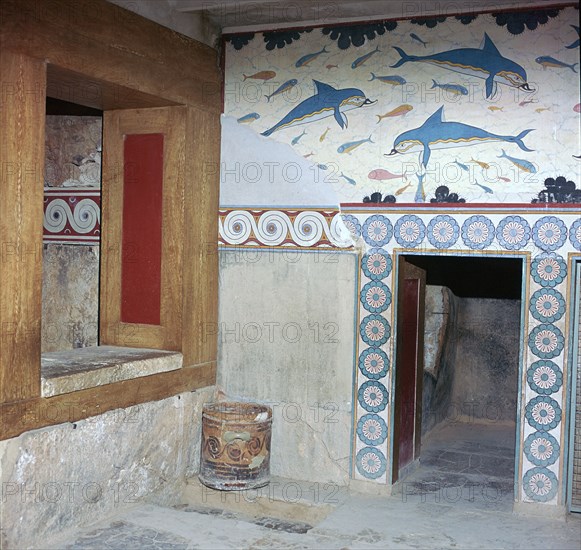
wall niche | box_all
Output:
[42,104,102,352]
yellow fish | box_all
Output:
[469,157,490,170]
[376,104,413,123]
[488,106,504,112]
[395,180,412,195]
[535,107,550,113]
[319,127,330,142]
[242,70,276,81]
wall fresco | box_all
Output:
[223,7,580,204]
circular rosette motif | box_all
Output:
[530,254,566,287]
[356,446,387,479]
[527,360,563,395]
[341,214,362,239]
[525,395,562,430]
[528,323,564,359]
[524,431,560,467]
[427,215,460,249]
[358,380,388,413]
[361,248,392,280]
[529,289,565,323]
[496,215,531,250]
[360,281,392,314]
[356,414,388,446]
[523,467,558,502]
[569,218,581,251]
[360,314,391,346]
[394,215,426,248]
[362,215,393,247]
[358,348,389,380]
[532,216,567,252]
[461,215,495,250]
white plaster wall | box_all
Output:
[220,115,341,208]
[217,249,357,484]
[106,0,219,48]
[0,387,214,550]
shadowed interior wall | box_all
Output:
[422,288,521,434]
[42,115,102,352]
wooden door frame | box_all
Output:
[391,256,426,482]
[389,250,527,495]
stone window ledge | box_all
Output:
[41,346,183,397]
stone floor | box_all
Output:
[50,422,580,550]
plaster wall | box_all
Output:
[0,387,214,550]
[42,115,102,353]
[217,249,357,484]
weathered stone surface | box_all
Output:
[41,346,183,397]
[42,244,100,353]
[217,250,356,484]
[45,116,101,188]
[0,387,214,550]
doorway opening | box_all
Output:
[392,254,523,511]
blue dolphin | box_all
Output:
[261,80,375,136]
[386,106,534,167]
[391,33,533,98]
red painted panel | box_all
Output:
[398,278,420,471]
[121,133,163,325]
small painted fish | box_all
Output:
[488,106,504,112]
[565,25,580,49]
[574,103,580,113]
[296,46,328,68]
[498,149,537,173]
[237,112,260,124]
[243,70,276,81]
[431,79,468,96]
[369,73,406,85]
[410,33,427,47]
[339,172,356,185]
[535,56,578,72]
[326,64,338,70]
[535,107,550,113]
[469,157,490,170]
[376,104,413,123]
[368,169,405,180]
[264,79,298,102]
[473,180,493,194]
[337,135,373,154]
[352,46,380,69]
[319,127,330,142]
[498,176,511,182]
[454,159,469,172]
[317,164,328,170]
[303,152,315,158]
[291,129,307,146]
[395,181,413,195]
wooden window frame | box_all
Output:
[0,0,221,440]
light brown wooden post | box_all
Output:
[0,52,45,402]
[182,107,221,366]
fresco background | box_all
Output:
[223,7,580,205]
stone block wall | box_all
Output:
[0,387,214,550]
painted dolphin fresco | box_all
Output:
[386,106,534,167]
[566,25,580,49]
[391,33,533,98]
[261,80,376,136]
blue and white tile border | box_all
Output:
[218,205,581,506]
[343,206,580,505]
